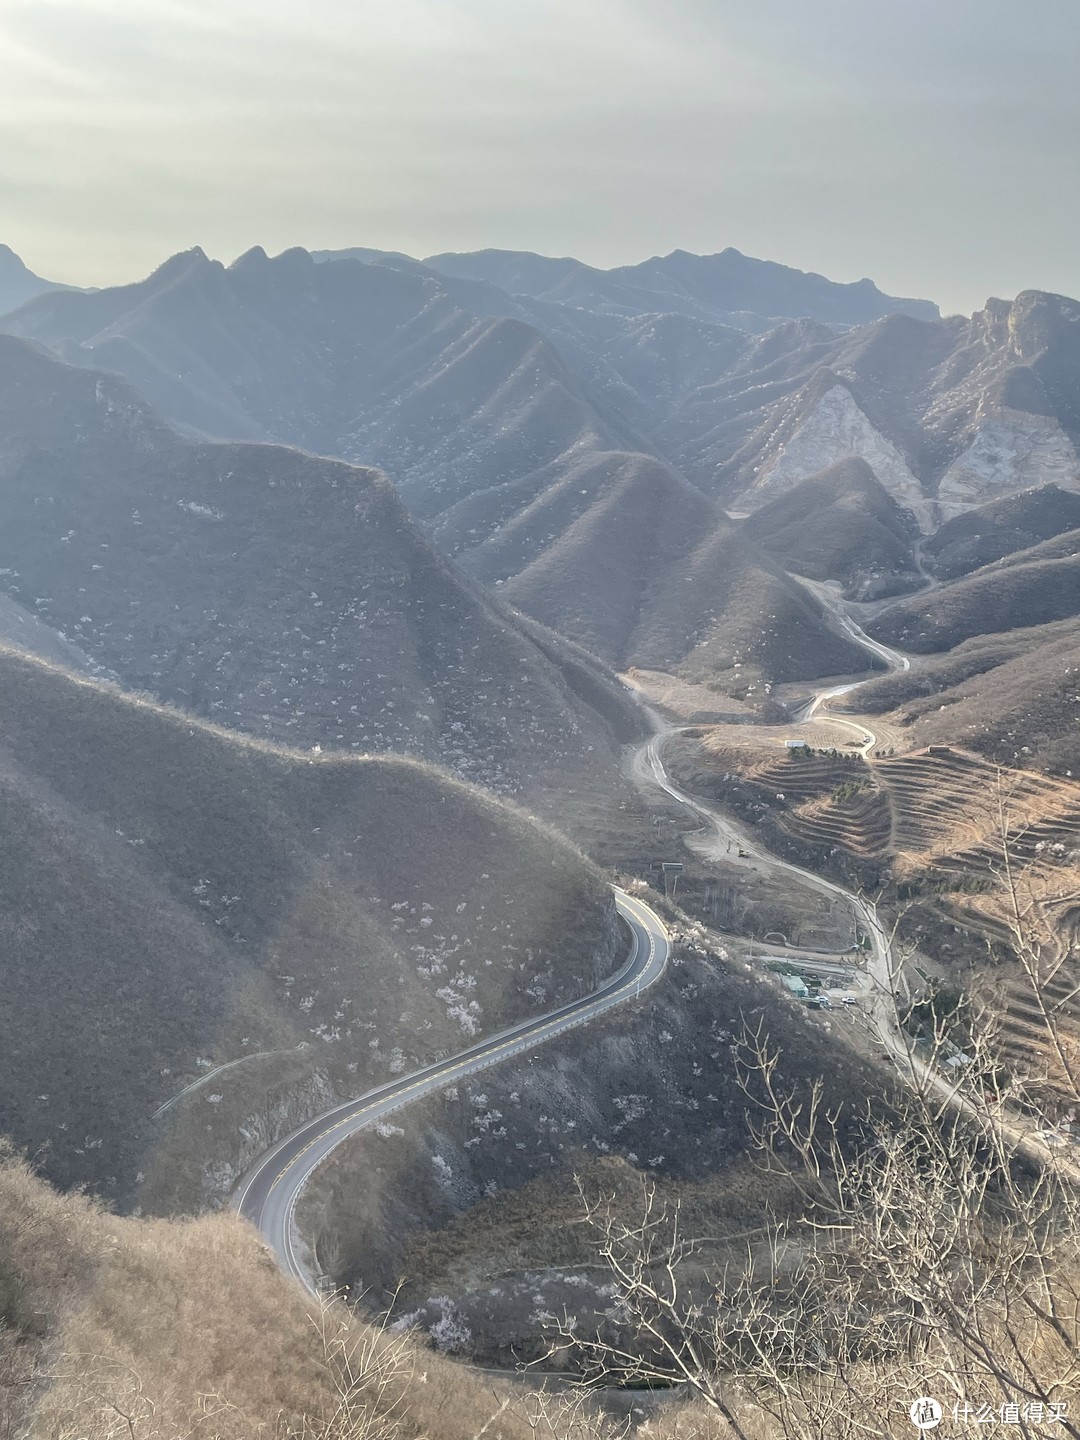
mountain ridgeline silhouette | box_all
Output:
[2,240,1079,720]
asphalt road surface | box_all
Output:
[234,887,670,1294]
[632,614,1073,1173]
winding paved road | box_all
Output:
[236,576,1066,1299]
[627,592,906,1064]
[790,578,910,753]
[234,888,670,1294]
[634,595,1077,1171]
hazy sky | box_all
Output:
[1,0,1078,314]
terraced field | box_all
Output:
[749,752,892,857]
[877,750,1080,925]
[872,750,1080,1091]
[993,965,1080,1094]
[673,727,1080,1096]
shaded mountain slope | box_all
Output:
[0,244,67,316]
[869,552,1080,654]
[2,245,476,446]
[849,618,1080,777]
[490,449,874,685]
[743,457,921,599]
[9,248,1079,547]
[989,527,1080,569]
[1,253,875,693]
[2,245,646,465]
[0,645,617,1206]
[922,483,1080,578]
[345,312,649,523]
[13,246,1080,699]
[0,336,640,817]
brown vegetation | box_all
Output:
[0,1142,568,1440]
[0,645,616,1211]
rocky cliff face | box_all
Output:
[936,410,1078,515]
[734,381,934,529]
[718,291,1080,530]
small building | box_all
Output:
[926,745,952,756]
[782,975,810,1000]
[943,1052,972,1070]
[785,739,809,750]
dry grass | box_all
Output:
[0,1146,587,1440]
[871,553,1080,655]
[671,722,1080,1106]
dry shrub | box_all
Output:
[0,1146,548,1439]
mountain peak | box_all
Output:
[149,246,214,282]
[0,244,63,315]
[229,244,270,271]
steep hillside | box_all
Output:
[869,552,1080,654]
[300,925,891,1348]
[0,646,618,1207]
[0,336,640,817]
[923,483,1080,578]
[0,1151,542,1440]
[715,293,1080,519]
[347,313,647,527]
[489,449,873,687]
[1,245,644,463]
[12,248,1080,700]
[743,457,921,598]
[1,255,874,694]
[0,243,65,315]
[849,618,1080,776]
[9,248,1080,546]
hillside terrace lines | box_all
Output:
[673,710,1080,1108]
[874,750,1080,879]
[786,785,893,857]
[995,956,1080,1085]
[675,729,1080,954]
[744,750,892,858]
[870,749,1080,1090]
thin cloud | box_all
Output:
[0,0,1078,311]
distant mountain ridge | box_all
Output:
[6,239,1080,712]
[0,244,68,315]
[1,247,874,695]
[707,293,1080,523]
[421,246,940,331]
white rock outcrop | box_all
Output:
[936,409,1080,518]
[736,383,933,529]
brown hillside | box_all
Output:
[495,450,874,688]
[0,1149,543,1440]
[743,456,921,599]
[0,647,616,1210]
[0,335,640,821]
[923,483,1080,578]
[869,552,1080,653]
[848,618,1080,775]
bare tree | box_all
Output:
[558,857,1080,1440]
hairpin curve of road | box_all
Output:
[233,886,670,1295]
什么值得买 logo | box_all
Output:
[910,1397,943,1431]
